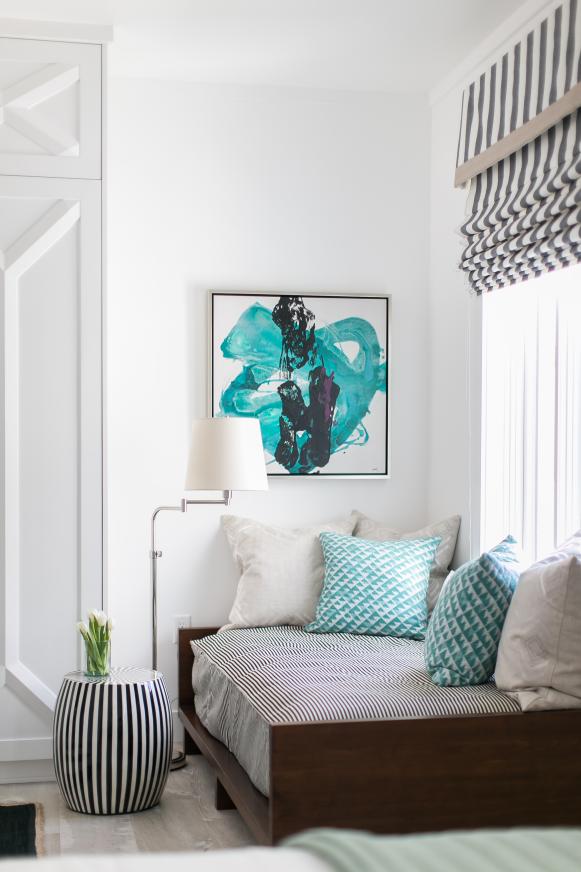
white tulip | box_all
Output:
[107,617,114,632]
[95,610,107,627]
[88,608,99,623]
[77,622,90,642]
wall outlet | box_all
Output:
[173,614,191,644]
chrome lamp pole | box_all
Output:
[150,493,231,672]
[149,417,267,774]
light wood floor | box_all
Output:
[0,757,254,855]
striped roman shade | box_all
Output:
[457,0,581,294]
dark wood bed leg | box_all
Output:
[184,729,201,756]
[215,778,236,810]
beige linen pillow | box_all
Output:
[221,514,356,629]
[495,530,581,711]
[351,511,461,612]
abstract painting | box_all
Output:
[210,292,389,476]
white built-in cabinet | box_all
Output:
[0,37,101,179]
[0,23,108,781]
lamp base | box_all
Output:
[170,750,187,771]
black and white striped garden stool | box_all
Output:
[53,667,172,815]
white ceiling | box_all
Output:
[1,0,530,92]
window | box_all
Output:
[481,264,581,564]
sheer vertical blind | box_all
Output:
[481,264,581,562]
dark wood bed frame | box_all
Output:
[178,627,581,845]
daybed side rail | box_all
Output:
[269,710,581,843]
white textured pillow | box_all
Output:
[495,530,581,711]
[352,511,460,612]
[221,514,356,629]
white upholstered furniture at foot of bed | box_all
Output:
[0,849,329,872]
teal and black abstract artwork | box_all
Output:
[211,292,389,476]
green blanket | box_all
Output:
[284,827,581,872]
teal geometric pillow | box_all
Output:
[425,536,521,686]
[304,532,441,639]
[487,534,522,569]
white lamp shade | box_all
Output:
[184,417,268,492]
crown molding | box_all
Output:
[0,17,113,44]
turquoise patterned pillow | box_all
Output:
[487,534,522,569]
[425,536,521,686]
[304,532,441,639]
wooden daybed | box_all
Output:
[178,627,581,845]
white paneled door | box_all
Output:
[0,29,104,780]
[0,176,102,770]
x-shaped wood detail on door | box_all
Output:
[0,63,80,156]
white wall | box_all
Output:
[107,79,431,702]
[427,85,482,566]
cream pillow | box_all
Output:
[352,511,460,612]
[221,514,356,629]
[495,530,581,711]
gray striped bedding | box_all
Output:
[191,626,521,796]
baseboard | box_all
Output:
[0,737,55,784]
[0,737,53,762]
[0,758,55,784]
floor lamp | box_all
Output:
[150,417,268,769]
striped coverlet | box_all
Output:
[285,827,581,872]
[191,626,521,796]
